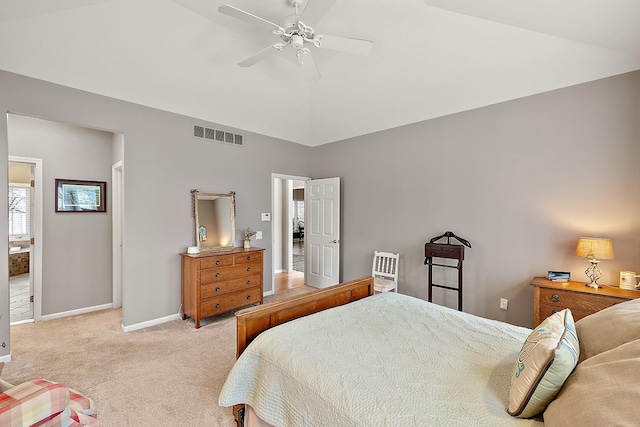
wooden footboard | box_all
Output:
[235,276,374,358]
[231,277,374,426]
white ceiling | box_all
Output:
[1,0,639,146]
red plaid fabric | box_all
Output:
[0,379,98,427]
[0,379,68,427]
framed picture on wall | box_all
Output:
[55,179,107,212]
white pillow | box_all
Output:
[507,309,579,418]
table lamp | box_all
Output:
[575,237,614,288]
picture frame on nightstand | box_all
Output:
[547,271,570,282]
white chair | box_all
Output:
[372,251,399,293]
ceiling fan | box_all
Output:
[178,0,373,81]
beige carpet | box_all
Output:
[2,285,318,427]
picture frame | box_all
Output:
[55,179,107,213]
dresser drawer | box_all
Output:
[200,255,234,269]
[234,252,262,265]
[539,288,626,313]
[201,262,262,284]
[201,287,262,317]
[201,273,262,298]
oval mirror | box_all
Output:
[194,192,236,252]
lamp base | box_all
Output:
[585,281,603,289]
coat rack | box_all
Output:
[424,231,471,311]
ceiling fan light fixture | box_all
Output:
[291,34,304,49]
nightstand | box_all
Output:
[531,277,640,326]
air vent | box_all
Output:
[192,124,244,147]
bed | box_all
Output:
[219,277,640,426]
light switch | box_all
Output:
[256,231,263,240]
[261,213,271,221]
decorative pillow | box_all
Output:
[575,297,640,363]
[507,309,579,418]
[544,338,640,426]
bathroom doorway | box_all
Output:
[7,158,41,324]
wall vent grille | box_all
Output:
[193,124,244,147]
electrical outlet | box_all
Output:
[500,298,508,310]
[255,231,262,240]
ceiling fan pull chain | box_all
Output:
[296,48,310,64]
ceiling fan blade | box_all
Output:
[299,51,321,82]
[172,0,219,21]
[299,0,338,26]
[238,45,283,67]
[218,5,282,32]
[315,34,373,55]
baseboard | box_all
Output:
[263,290,274,297]
[40,303,113,322]
[0,354,11,363]
[121,313,182,332]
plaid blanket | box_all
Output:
[0,379,98,427]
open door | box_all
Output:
[305,177,340,288]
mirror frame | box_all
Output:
[193,191,236,252]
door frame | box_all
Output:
[112,160,123,308]
[270,173,310,295]
[8,156,43,322]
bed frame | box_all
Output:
[231,277,375,425]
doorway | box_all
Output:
[7,157,43,324]
[271,174,309,294]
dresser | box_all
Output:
[181,247,264,328]
[531,276,640,326]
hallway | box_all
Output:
[9,273,31,323]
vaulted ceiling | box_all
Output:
[1,0,639,146]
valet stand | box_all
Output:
[424,231,472,311]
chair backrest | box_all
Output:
[372,251,399,282]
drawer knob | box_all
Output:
[215,260,220,266]
[215,303,220,309]
[215,287,220,292]
[246,267,251,272]
[246,295,251,300]
[550,294,560,302]
[246,256,251,261]
[551,310,557,314]
[216,272,220,278]
[246,280,251,285]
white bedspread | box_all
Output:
[219,292,544,426]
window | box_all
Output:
[293,201,304,230]
[8,185,30,237]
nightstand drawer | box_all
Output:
[539,288,625,313]
[532,277,640,327]
[538,304,593,322]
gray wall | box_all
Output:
[310,70,640,327]
[0,70,310,358]
[8,115,114,315]
[0,69,638,358]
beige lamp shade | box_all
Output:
[575,237,614,260]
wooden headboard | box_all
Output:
[234,277,374,358]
